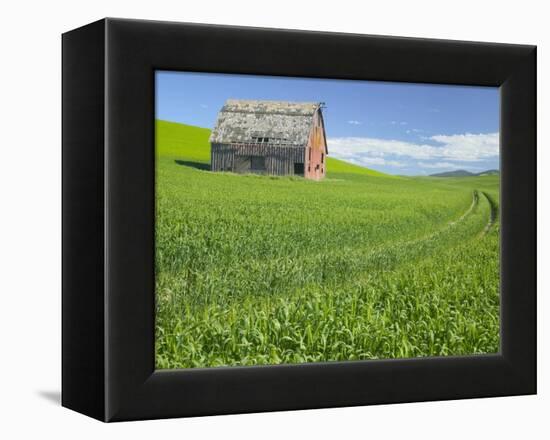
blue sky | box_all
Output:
[156,71,499,175]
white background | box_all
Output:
[0,0,546,437]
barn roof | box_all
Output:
[209,99,323,147]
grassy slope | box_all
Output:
[155,120,500,368]
[156,120,391,177]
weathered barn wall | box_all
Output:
[211,143,305,176]
[211,143,235,171]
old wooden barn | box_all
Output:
[209,99,328,180]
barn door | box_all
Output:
[233,156,251,173]
[294,163,304,176]
[250,156,266,173]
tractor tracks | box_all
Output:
[479,191,498,237]
[448,190,478,228]
[319,188,497,284]
[382,189,494,257]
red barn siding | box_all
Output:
[305,111,328,180]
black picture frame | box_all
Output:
[62,18,536,422]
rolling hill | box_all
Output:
[156,119,392,178]
[154,119,500,369]
[430,169,500,178]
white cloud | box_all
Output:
[417,161,459,169]
[346,156,406,168]
[417,162,483,171]
[429,133,499,161]
[328,132,499,163]
[386,160,407,167]
[347,120,362,125]
[200,104,208,108]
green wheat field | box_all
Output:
[155,120,500,369]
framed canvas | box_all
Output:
[62,18,536,422]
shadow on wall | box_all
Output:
[174,160,210,171]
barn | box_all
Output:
[209,99,328,180]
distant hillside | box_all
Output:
[430,170,474,177]
[476,169,500,176]
[430,169,500,178]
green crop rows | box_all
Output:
[155,120,500,369]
